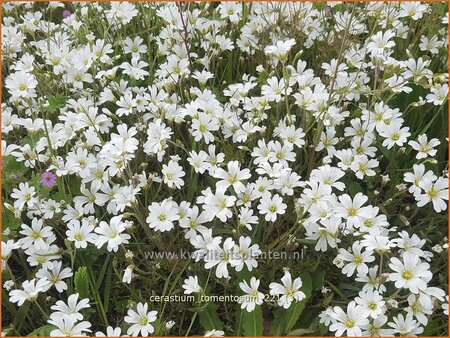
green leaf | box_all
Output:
[234,266,254,335]
[1,155,28,195]
[288,326,317,336]
[44,94,66,114]
[2,208,21,233]
[103,260,113,313]
[269,306,284,335]
[27,325,54,336]
[12,300,30,333]
[311,269,326,291]
[423,319,441,335]
[270,272,314,335]
[198,301,223,331]
[326,281,348,300]
[77,245,102,265]
[74,266,90,299]
[319,322,329,335]
[282,272,313,333]
[242,305,263,336]
[297,239,317,246]
[234,304,245,336]
[348,181,363,196]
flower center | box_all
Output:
[189,220,197,229]
[353,255,363,265]
[285,287,296,297]
[75,233,84,241]
[140,317,148,326]
[427,187,438,199]
[348,207,357,216]
[364,219,373,227]
[369,325,379,335]
[32,231,41,240]
[368,301,377,310]
[268,204,277,213]
[344,319,355,328]
[401,269,413,280]
[228,174,238,184]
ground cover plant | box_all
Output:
[1,1,449,336]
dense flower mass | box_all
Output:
[1,1,448,337]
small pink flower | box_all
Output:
[40,171,56,188]
[62,9,72,19]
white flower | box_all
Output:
[18,218,53,250]
[204,329,225,337]
[200,186,236,222]
[334,193,372,229]
[426,84,448,105]
[204,238,239,278]
[66,219,97,249]
[11,182,36,210]
[409,134,440,159]
[123,265,133,284]
[211,160,251,193]
[354,290,385,319]
[261,77,292,102]
[48,316,91,337]
[406,294,432,326]
[146,199,180,232]
[399,2,428,20]
[95,215,131,252]
[379,121,411,149]
[162,160,185,189]
[124,302,158,336]
[95,326,122,337]
[416,177,449,212]
[1,239,20,269]
[50,293,90,321]
[5,71,38,98]
[143,119,172,159]
[388,254,432,293]
[234,236,261,272]
[182,276,201,294]
[257,194,287,222]
[269,271,306,309]
[218,2,242,23]
[165,320,175,330]
[329,301,369,336]
[404,164,437,196]
[239,277,264,312]
[442,296,449,315]
[337,242,375,277]
[265,39,296,63]
[179,205,208,239]
[387,314,423,336]
[123,36,147,57]
[367,30,396,56]
[35,261,73,293]
[191,113,220,144]
[9,278,50,306]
